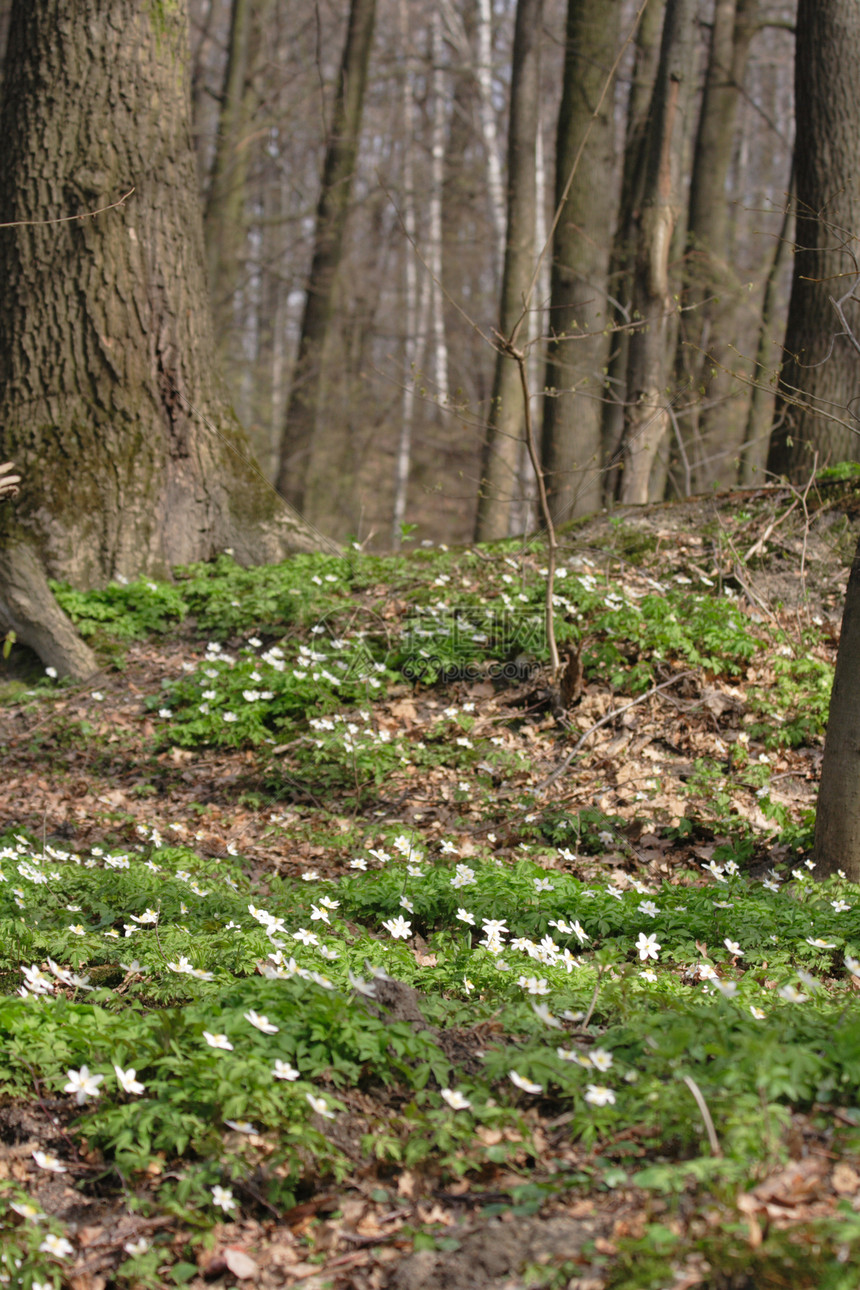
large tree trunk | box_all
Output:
[802,0,860,879]
[619,0,697,505]
[768,0,860,479]
[274,0,377,512]
[0,0,322,677]
[815,533,860,878]
[474,0,543,543]
[540,0,620,525]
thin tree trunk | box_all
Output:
[602,0,666,487]
[687,0,757,280]
[190,0,219,177]
[0,0,12,92]
[475,0,507,279]
[541,0,621,524]
[0,0,321,677]
[392,0,422,547]
[429,10,450,409]
[673,0,757,491]
[620,0,697,505]
[515,108,551,537]
[767,0,860,479]
[259,155,290,480]
[738,171,794,485]
[275,0,377,511]
[203,0,252,345]
[474,0,543,543]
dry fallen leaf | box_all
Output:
[76,1225,106,1248]
[388,698,418,723]
[69,1276,106,1290]
[832,1163,860,1195]
[224,1246,259,1279]
[416,1203,453,1226]
[567,1200,596,1218]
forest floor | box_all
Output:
[1,478,860,1290]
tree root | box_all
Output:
[0,543,98,680]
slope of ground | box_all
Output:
[0,482,859,1290]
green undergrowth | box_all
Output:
[45,542,834,759]
[3,825,860,1281]
[607,1212,860,1290]
[3,513,852,1284]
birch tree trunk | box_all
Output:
[392,0,425,547]
[474,0,543,543]
[475,0,507,279]
[0,0,320,676]
[620,0,697,505]
[429,10,450,409]
[515,111,551,537]
[275,0,377,511]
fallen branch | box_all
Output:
[534,670,696,795]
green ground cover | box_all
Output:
[1,495,858,1288]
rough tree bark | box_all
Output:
[275,0,377,512]
[0,0,322,678]
[768,0,860,478]
[619,0,697,505]
[474,0,544,543]
[815,535,860,879]
[806,0,860,880]
[540,0,620,525]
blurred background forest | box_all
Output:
[0,0,804,547]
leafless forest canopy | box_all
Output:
[149,2,797,542]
